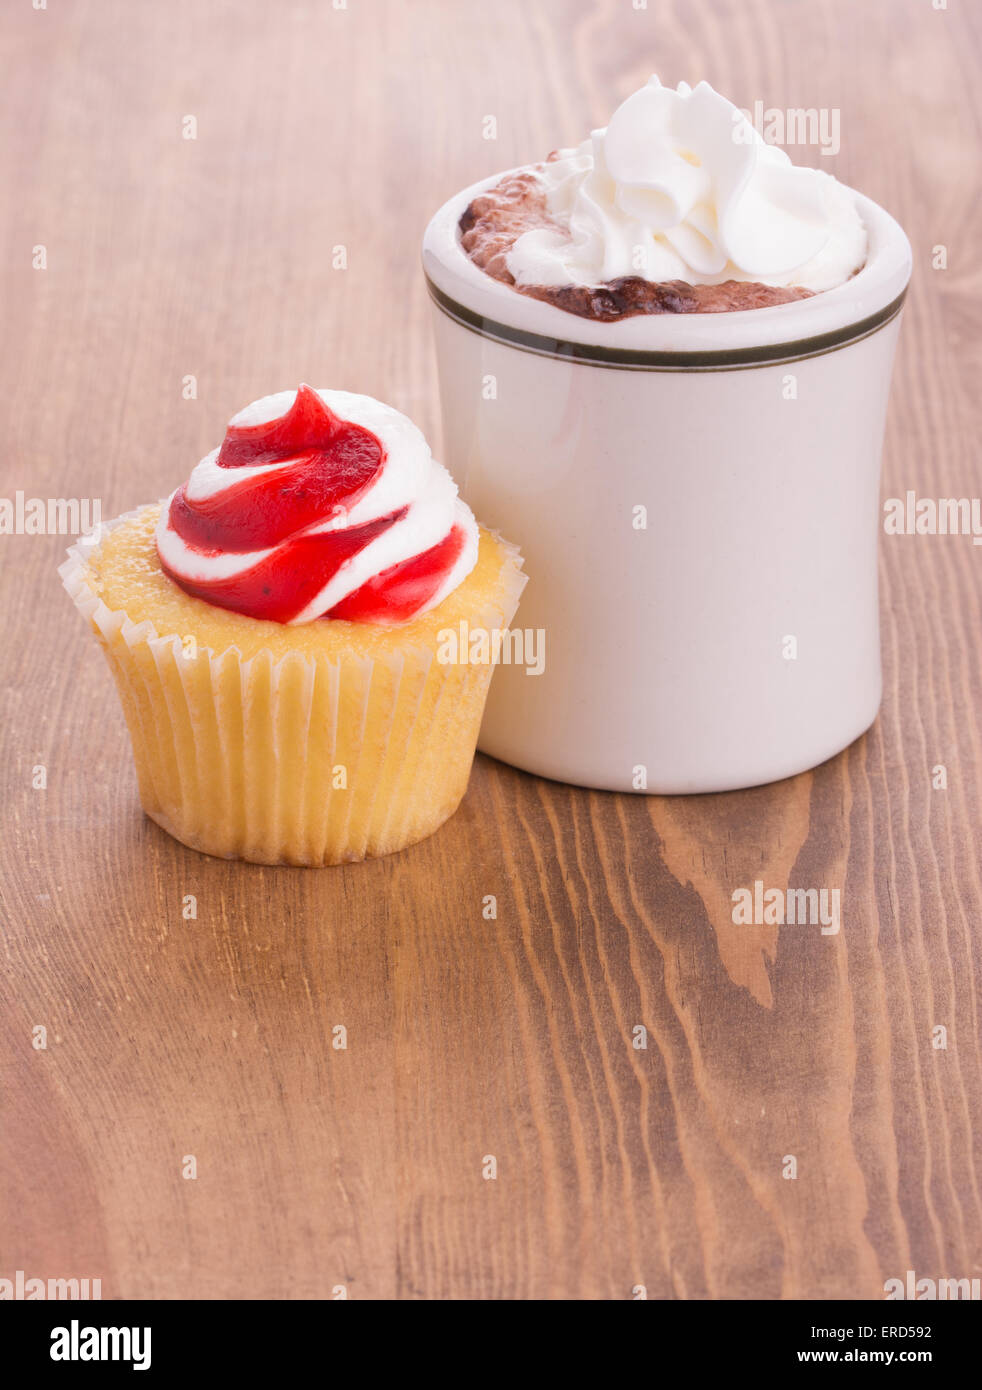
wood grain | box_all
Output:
[1,0,980,1300]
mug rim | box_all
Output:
[422,168,913,371]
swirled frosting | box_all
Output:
[506,76,866,293]
[156,385,479,625]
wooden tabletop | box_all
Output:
[2,0,980,1300]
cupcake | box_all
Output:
[60,385,526,865]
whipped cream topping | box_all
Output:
[506,77,867,293]
[156,386,479,625]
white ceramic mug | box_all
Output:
[423,175,912,793]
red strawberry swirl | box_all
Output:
[155,385,479,625]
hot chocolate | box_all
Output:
[458,78,867,321]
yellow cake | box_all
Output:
[60,387,526,865]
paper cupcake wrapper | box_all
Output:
[60,509,526,865]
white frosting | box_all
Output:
[156,388,479,625]
[506,77,867,293]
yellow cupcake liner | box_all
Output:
[60,511,526,865]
